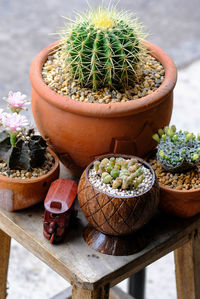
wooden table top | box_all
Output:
[1,199,200,291]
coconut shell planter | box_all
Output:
[150,126,200,218]
[78,154,159,255]
[30,6,177,176]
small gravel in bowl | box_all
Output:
[0,152,55,179]
[42,50,165,104]
[149,158,200,190]
[88,160,153,197]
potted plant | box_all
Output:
[0,91,59,212]
[78,154,159,255]
[30,4,177,176]
[150,125,200,217]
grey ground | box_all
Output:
[0,0,200,298]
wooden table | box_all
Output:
[1,201,200,299]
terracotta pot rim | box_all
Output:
[84,153,156,198]
[159,182,200,195]
[0,147,59,184]
[30,39,177,118]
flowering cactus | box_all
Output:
[60,6,145,89]
[92,157,144,190]
[0,91,47,170]
[5,91,29,113]
[153,125,200,173]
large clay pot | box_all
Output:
[78,154,160,236]
[0,148,59,212]
[30,40,177,176]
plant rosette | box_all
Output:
[150,125,200,218]
[30,4,177,176]
[0,91,59,212]
[78,154,159,236]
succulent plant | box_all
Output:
[0,130,47,170]
[0,91,47,171]
[92,157,145,190]
[60,6,145,89]
[153,125,200,173]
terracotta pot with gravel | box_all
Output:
[30,5,177,176]
[0,148,59,212]
[150,126,200,218]
[0,91,60,212]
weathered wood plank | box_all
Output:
[174,229,200,299]
[0,229,11,299]
[72,283,110,299]
[50,285,134,299]
[0,204,200,291]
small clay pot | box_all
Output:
[30,40,177,176]
[78,154,160,236]
[0,148,60,212]
[147,151,200,218]
[159,184,200,218]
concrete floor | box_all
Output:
[0,0,200,298]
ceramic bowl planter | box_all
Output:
[78,155,159,253]
[30,40,177,176]
[0,148,59,212]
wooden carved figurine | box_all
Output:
[43,178,78,243]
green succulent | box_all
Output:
[93,157,144,190]
[60,5,146,89]
[153,125,200,173]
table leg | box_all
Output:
[0,229,11,299]
[72,284,110,299]
[174,229,200,299]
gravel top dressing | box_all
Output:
[88,157,153,197]
[0,152,55,179]
[42,50,165,104]
[150,158,200,190]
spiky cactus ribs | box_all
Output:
[0,129,47,170]
[153,126,200,173]
[60,7,145,89]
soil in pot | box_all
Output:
[42,50,165,104]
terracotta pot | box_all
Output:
[30,40,177,176]
[159,183,200,218]
[78,154,160,236]
[0,148,60,212]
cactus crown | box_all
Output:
[152,126,200,173]
[60,5,146,89]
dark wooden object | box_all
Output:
[43,178,78,243]
[78,154,160,237]
[1,199,200,298]
[83,224,148,256]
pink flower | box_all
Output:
[2,113,29,133]
[7,91,30,112]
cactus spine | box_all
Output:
[60,6,145,89]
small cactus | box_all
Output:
[60,6,145,89]
[92,156,145,190]
[0,130,47,170]
[153,125,200,173]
